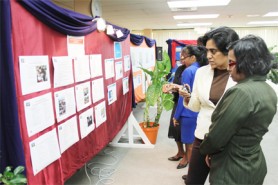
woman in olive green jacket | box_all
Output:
[200,35,277,185]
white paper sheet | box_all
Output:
[91,78,104,103]
[78,108,95,139]
[19,56,51,95]
[54,87,76,122]
[105,58,115,79]
[94,101,107,128]
[107,83,117,105]
[24,93,55,137]
[115,61,123,80]
[73,55,91,83]
[89,54,103,78]
[52,56,74,88]
[29,129,61,175]
[122,77,129,95]
[67,35,85,56]
[75,81,92,111]
[57,116,79,153]
[124,55,130,72]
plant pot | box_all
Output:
[139,122,160,144]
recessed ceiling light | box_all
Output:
[174,14,219,19]
[247,21,278,25]
[177,23,212,27]
[246,14,260,17]
[263,12,278,17]
[168,0,231,8]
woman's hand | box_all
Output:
[172,118,179,126]
[178,84,191,99]
[205,155,211,168]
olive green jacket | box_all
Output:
[200,76,277,185]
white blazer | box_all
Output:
[185,65,236,140]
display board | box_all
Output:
[130,40,156,103]
[9,1,133,184]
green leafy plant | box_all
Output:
[0,166,27,185]
[267,45,278,84]
[140,51,174,128]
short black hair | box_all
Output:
[228,34,274,76]
[183,45,208,67]
[203,26,239,55]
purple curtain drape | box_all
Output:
[18,0,130,41]
[130,33,156,47]
[0,0,26,172]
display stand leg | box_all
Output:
[109,112,154,148]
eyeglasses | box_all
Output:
[228,60,236,67]
[180,55,191,60]
[206,48,219,55]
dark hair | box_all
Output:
[197,36,204,46]
[228,35,274,76]
[203,26,239,55]
[183,45,208,67]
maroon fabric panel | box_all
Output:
[10,0,132,184]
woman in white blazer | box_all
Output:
[180,26,239,185]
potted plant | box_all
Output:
[0,166,27,185]
[139,51,174,144]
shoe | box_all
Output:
[182,174,187,180]
[177,162,188,169]
[168,156,183,161]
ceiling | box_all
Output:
[52,0,278,31]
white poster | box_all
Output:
[124,55,130,72]
[52,56,74,88]
[24,93,55,137]
[73,55,91,83]
[91,78,104,103]
[122,77,129,95]
[79,108,95,139]
[89,54,103,78]
[133,74,142,89]
[19,56,51,95]
[107,83,117,105]
[105,58,115,79]
[94,101,107,128]
[29,129,61,175]
[67,35,85,56]
[54,87,76,122]
[115,61,123,80]
[75,81,92,111]
[57,116,79,153]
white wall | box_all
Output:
[133,27,278,53]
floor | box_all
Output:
[65,102,278,185]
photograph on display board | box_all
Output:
[75,81,92,112]
[52,56,74,88]
[19,55,51,95]
[79,108,95,139]
[107,83,117,105]
[54,87,76,122]
[114,42,122,59]
[94,101,107,128]
[122,77,129,95]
